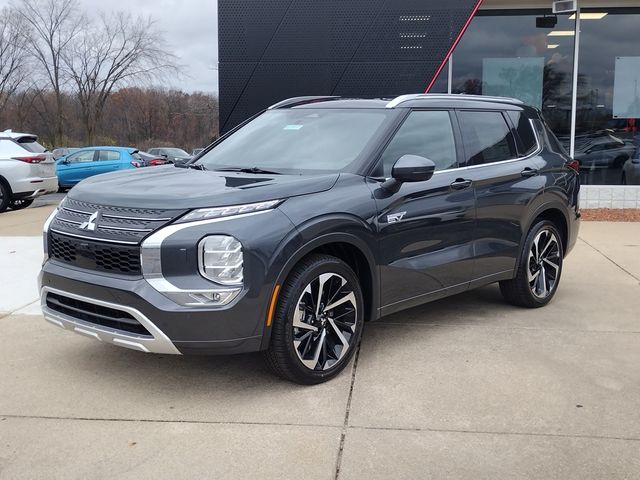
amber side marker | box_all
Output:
[266,284,281,326]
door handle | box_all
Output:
[450,178,472,190]
[521,167,539,177]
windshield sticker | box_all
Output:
[284,124,304,130]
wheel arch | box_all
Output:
[260,222,379,350]
[522,200,570,259]
[0,174,12,195]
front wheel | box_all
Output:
[499,220,564,308]
[264,254,364,384]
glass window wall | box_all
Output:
[438,7,640,185]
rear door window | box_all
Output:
[98,150,121,161]
[457,111,517,166]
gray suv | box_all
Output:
[39,94,580,384]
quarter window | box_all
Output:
[507,110,538,157]
[376,110,457,177]
[458,111,517,165]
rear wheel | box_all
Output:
[499,220,564,308]
[0,182,10,213]
[264,254,364,384]
[9,199,34,210]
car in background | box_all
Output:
[0,129,57,212]
[134,151,171,166]
[148,147,191,163]
[191,148,204,156]
[573,133,636,169]
[52,147,80,160]
[56,146,144,189]
[621,152,640,185]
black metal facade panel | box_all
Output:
[218,0,478,132]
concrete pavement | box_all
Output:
[1,206,639,479]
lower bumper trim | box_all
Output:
[41,286,181,355]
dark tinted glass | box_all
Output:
[507,110,538,156]
[376,110,457,177]
[17,137,46,153]
[458,111,517,165]
[98,150,121,161]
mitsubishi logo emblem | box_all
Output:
[79,211,100,231]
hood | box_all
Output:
[68,166,340,209]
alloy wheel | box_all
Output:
[293,273,357,371]
[527,229,561,299]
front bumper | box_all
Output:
[39,260,270,355]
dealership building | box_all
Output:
[219,0,640,207]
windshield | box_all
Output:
[197,109,393,174]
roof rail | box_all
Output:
[267,96,341,110]
[385,93,524,109]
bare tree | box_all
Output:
[0,7,31,125]
[17,0,82,144]
[63,12,178,144]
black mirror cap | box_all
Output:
[392,154,436,183]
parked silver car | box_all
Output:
[0,130,57,212]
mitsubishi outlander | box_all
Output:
[39,94,580,384]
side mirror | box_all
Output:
[382,155,436,192]
[60,158,70,165]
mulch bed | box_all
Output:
[581,209,640,222]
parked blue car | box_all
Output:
[56,146,143,188]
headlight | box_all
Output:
[198,235,243,285]
[177,200,281,224]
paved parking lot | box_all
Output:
[1,202,640,479]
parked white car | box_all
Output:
[0,130,57,212]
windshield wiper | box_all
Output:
[214,166,282,175]
[175,162,207,170]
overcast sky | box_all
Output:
[1,0,219,94]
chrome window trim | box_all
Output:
[372,112,541,181]
[430,117,542,174]
[40,286,181,355]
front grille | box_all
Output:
[49,232,141,275]
[50,198,187,244]
[46,292,151,336]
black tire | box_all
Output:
[9,199,34,210]
[499,220,564,308]
[0,181,10,213]
[264,254,364,384]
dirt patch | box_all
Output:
[581,209,640,222]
